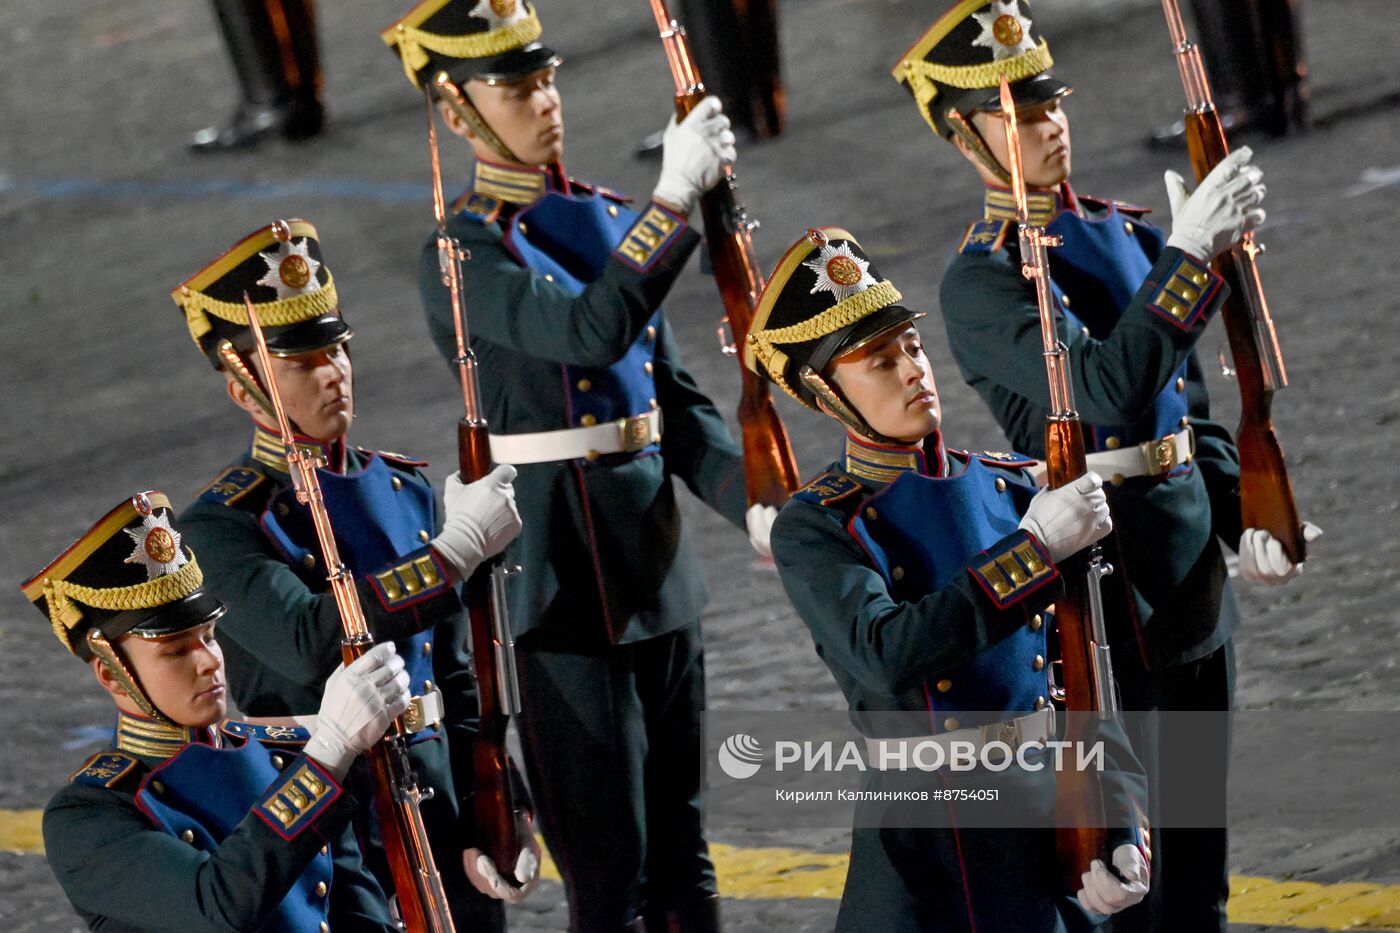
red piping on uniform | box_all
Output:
[942,769,979,933]
[571,461,617,642]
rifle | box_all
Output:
[1162,0,1306,562]
[646,0,800,508]
[244,296,456,933]
[425,81,530,886]
[996,76,1119,893]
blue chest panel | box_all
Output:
[504,192,662,448]
[847,460,1049,724]
[261,455,438,701]
[136,740,333,932]
[1047,207,1189,452]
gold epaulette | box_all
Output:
[356,447,428,470]
[957,219,1010,255]
[450,191,503,223]
[196,465,269,509]
[792,472,863,508]
[70,751,143,789]
[968,450,1038,469]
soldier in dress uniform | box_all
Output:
[891,4,1317,928]
[171,219,534,929]
[749,227,1152,933]
[192,0,325,151]
[25,490,407,931]
[382,1,773,929]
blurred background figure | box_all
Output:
[1150,0,1308,149]
[191,0,325,152]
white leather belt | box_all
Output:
[865,708,1056,770]
[488,410,662,465]
[1029,426,1193,485]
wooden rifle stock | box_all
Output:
[426,84,528,884]
[647,0,800,508]
[996,77,1119,894]
[244,294,455,933]
[1163,0,1306,562]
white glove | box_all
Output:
[651,96,737,214]
[306,643,411,779]
[463,820,542,905]
[1076,845,1149,916]
[746,504,778,560]
[1164,146,1267,261]
[1017,472,1112,563]
[432,464,521,580]
[1238,521,1321,585]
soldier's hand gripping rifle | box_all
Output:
[647,0,800,508]
[424,83,531,888]
[1162,0,1306,563]
[244,296,456,933]
[997,76,1120,894]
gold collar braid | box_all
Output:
[386,7,543,86]
[43,556,205,655]
[175,274,339,346]
[747,281,903,406]
[899,40,1054,137]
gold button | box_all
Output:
[581,414,597,427]
[1081,326,1090,337]
[1123,221,1134,235]
[865,507,878,520]
[994,477,1007,493]
[152,781,164,795]
[936,679,953,693]
[423,680,434,692]
[1110,473,1126,486]
[1105,436,1121,450]
[321,845,329,856]
[644,361,654,375]
[586,449,600,461]
[1030,614,1043,631]
[1175,377,1186,392]
[892,566,905,581]
[607,205,619,217]
[1061,294,1071,307]
[271,755,285,770]
[944,717,960,731]
[422,642,433,657]
[391,476,403,491]
[315,881,328,897]
[1033,654,1045,671]
[645,325,657,342]
[517,222,528,234]
[1180,415,1191,429]
[418,529,430,543]
[301,553,316,569]
[320,923,329,933]
[649,398,659,410]
[180,829,195,844]
[577,378,592,392]
[651,433,661,444]
[543,273,555,282]
[278,503,290,517]
[1035,696,1047,711]
[993,581,1011,596]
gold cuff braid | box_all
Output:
[387,8,543,86]
[176,275,339,346]
[44,556,205,654]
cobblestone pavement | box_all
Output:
[3,0,1399,929]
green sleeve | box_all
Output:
[419,205,702,370]
[654,317,748,529]
[326,820,398,931]
[771,501,1063,697]
[939,245,1228,426]
[42,763,371,933]
[1183,352,1243,548]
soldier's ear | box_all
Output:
[91,657,129,702]
[437,99,475,141]
[224,371,264,418]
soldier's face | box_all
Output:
[828,324,942,444]
[239,344,354,441]
[112,623,227,728]
[465,67,564,166]
[970,98,1072,188]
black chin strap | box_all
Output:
[87,630,175,725]
[799,367,905,447]
[435,72,520,164]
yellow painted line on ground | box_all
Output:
[5,808,1399,929]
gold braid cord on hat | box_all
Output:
[176,274,339,346]
[748,280,903,404]
[387,7,543,85]
[43,557,205,655]
[900,39,1053,137]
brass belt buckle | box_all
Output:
[402,688,444,734]
[1144,433,1180,475]
[618,413,654,453]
